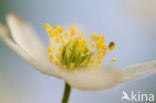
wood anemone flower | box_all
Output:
[0,13,156,91]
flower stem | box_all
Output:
[61,82,71,103]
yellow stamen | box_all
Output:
[96,35,101,40]
[69,37,74,44]
[49,41,52,45]
[80,47,84,52]
[77,41,83,48]
[84,40,87,44]
[91,34,97,40]
[49,54,53,62]
[98,59,102,64]
[98,55,102,60]
[110,58,117,62]
[59,47,62,52]
[92,43,95,48]
[61,65,67,70]
[65,32,69,37]
[45,24,116,72]
[62,39,65,44]
[101,44,106,50]
[57,54,61,60]
[60,35,63,39]
[59,27,63,33]
[83,60,88,64]
[90,59,95,64]
[70,26,76,35]
[49,32,55,38]
[66,49,71,56]
[56,37,60,43]
[100,37,105,43]
[98,50,101,55]
[49,54,53,60]
[47,48,52,53]
[96,42,101,50]
[102,51,106,57]
[44,24,52,31]
[70,62,75,68]
[55,25,60,29]
[55,61,59,66]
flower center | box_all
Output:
[44,24,116,71]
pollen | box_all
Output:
[80,47,84,52]
[59,47,62,52]
[90,59,95,64]
[69,37,74,44]
[57,54,61,60]
[98,55,102,60]
[110,58,117,62]
[61,65,67,70]
[98,50,101,55]
[98,59,102,64]
[47,48,52,53]
[77,41,83,48]
[96,35,101,40]
[54,29,59,35]
[55,61,59,66]
[96,43,100,50]
[92,43,95,48]
[70,62,75,68]
[44,24,116,72]
[91,34,97,40]
[83,60,88,64]
[44,24,52,31]
[60,35,63,39]
[70,26,76,35]
[65,32,68,37]
[49,41,52,45]
[66,49,71,56]
[62,39,65,44]
[59,27,63,33]
[102,51,106,56]
[49,54,53,61]
[56,37,60,43]
[49,31,55,38]
[55,25,60,29]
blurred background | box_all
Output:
[0,0,156,103]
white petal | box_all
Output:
[4,38,59,77]
[58,69,122,90]
[7,13,46,58]
[119,60,156,82]
[0,21,59,77]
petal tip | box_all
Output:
[7,13,24,25]
[119,60,156,83]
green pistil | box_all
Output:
[61,40,91,69]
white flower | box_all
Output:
[0,13,156,90]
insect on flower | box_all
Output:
[0,13,156,91]
[44,23,116,72]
